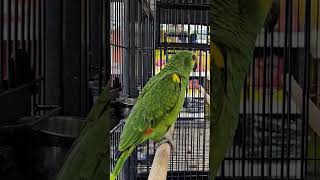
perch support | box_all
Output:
[148,125,175,180]
[200,86,210,105]
[287,74,320,136]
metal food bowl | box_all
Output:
[114,96,136,118]
[32,116,85,140]
[17,116,85,180]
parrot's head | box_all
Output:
[210,0,276,75]
[166,51,197,77]
[210,0,275,59]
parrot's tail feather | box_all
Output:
[110,145,136,180]
[110,173,116,180]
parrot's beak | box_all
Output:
[192,55,197,72]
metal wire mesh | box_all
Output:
[110,0,155,97]
[110,0,125,89]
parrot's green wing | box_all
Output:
[118,72,182,151]
[210,0,273,179]
[56,87,109,180]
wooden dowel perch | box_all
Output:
[200,86,210,105]
[148,125,175,180]
[286,74,320,137]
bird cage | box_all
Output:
[108,0,320,180]
[0,0,47,124]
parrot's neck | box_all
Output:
[163,64,191,78]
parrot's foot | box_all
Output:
[155,134,176,152]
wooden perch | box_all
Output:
[286,74,320,137]
[200,86,210,105]
[148,125,175,180]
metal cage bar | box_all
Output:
[0,0,47,123]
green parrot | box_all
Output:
[110,51,196,180]
[209,0,277,179]
[55,86,109,180]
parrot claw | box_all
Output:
[155,134,176,152]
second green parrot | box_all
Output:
[110,51,196,180]
[209,0,277,179]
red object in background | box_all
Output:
[111,30,123,64]
[253,56,284,89]
[189,79,200,89]
[155,59,166,67]
[274,57,284,88]
[278,0,303,32]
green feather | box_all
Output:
[209,1,273,179]
[56,87,109,180]
[110,145,136,180]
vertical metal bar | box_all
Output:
[110,0,113,82]
[80,0,87,110]
[116,0,119,87]
[0,0,3,87]
[242,76,247,179]
[7,0,12,88]
[42,0,46,104]
[152,14,154,77]
[261,17,269,179]
[21,0,25,49]
[281,0,290,179]
[257,35,262,177]
[295,1,299,173]
[302,0,311,178]
[37,0,42,104]
[250,43,256,178]
[106,0,110,85]
[27,0,30,53]
[32,0,36,77]
[137,0,141,90]
[14,0,18,67]
[274,9,280,179]
[121,0,123,83]
[59,0,64,109]
[268,22,275,179]
[199,8,203,180]
[123,0,129,95]
[33,0,38,105]
[286,0,293,178]
[129,0,137,97]
[317,0,320,108]
[99,0,104,93]
[203,9,209,179]
[38,0,41,80]
[32,0,37,112]
[116,0,118,85]
[105,0,111,176]
[146,2,151,171]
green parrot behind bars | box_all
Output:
[110,51,196,180]
[209,0,278,179]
